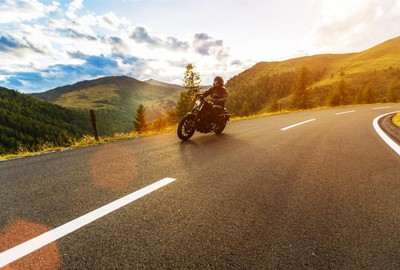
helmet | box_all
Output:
[213,76,224,87]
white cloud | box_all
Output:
[0,0,248,91]
[0,0,59,23]
[66,0,84,19]
[302,0,400,54]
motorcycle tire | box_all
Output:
[177,114,196,141]
[214,120,227,135]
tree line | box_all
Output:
[2,63,398,156]
[225,66,400,116]
[0,87,92,155]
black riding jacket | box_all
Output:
[202,86,228,107]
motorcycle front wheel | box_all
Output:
[177,114,196,141]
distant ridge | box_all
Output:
[0,86,91,155]
[226,36,400,116]
[31,76,182,134]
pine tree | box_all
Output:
[176,64,202,118]
[291,66,313,109]
[338,79,348,105]
[133,104,147,133]
[386,79,399,102]
[328,89,341,106]
[363,82,377,104]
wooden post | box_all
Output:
[90,109,99,141]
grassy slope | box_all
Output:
[0,86,92,155]
[393,113,400,128]
[226,36,400,115]
[313,36,400,87]
[32,76,182,134]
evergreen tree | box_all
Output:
[328,89,341,106]
[363,82,377,104]
[268,94,280,112]
[133,104,147,133]
[240,101,251,116]
[338,79,349,105]
[176,64,202,118]
[386,79,399,102]
[291,66,313,109]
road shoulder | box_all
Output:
[379,113,400,144]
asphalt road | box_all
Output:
[1,104,400,269]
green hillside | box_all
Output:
[32,76,181,135]
[226,36,400,116]
[0,87,92,155]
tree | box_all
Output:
[338,79,349,105]
[291,66,313,109]
[176,64,202,118]
[363,82,377,104]
[239,101,251,116]
[386,79,399,102]
[328,89,341,106]
[133,104,147,133]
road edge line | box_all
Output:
[373,112,400,156]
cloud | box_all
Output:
[1,54,122,92]
[193,33,230,60]
[131,26,162,46]
[130,26,189,51]
[0,36,20,52]
[230,60,243,66]
[60,28,97,41]
[66,0,84,19]
[303,0,400,54]
[0,0,59,23]
[0,1,242,92]
[0,35,46,55]
[165,37,189,51]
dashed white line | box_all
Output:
[372,106,391,110]
[281,119,316,131]
[0,177,176,268]
[335,110,356,115]
[373,112,400,156]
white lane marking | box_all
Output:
[335,110,356,115]
[373,106,391,110]
[373,112,400,156]
[0,177,176,268]
[281,119,316,131]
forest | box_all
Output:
[0,87,92,155]
[226,65,400,117]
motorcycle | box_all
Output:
[177,93,231,141]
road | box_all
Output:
[1,104,400,269]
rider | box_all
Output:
[202,76,228,111]
[202,76,228,127]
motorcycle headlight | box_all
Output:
[195,100,202,106]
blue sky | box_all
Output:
[1,0,399,93]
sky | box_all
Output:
[0,0,399,93]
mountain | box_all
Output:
[145,78,183,90]
[32,76,182,135]
[0,86,92,155]
[226,36,400,116]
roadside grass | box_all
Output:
[393,112,400,128]
[1,103,398,161]
[0,125,178,161]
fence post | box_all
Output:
[89,109,99,141]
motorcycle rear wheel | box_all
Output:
[214,121,227,135]
[177,114,196,140]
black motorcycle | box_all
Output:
[177,93,231,141]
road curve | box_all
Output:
[1,104,400,269]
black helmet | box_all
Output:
[213,76,224,87]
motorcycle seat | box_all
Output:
[213,105,224,110]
